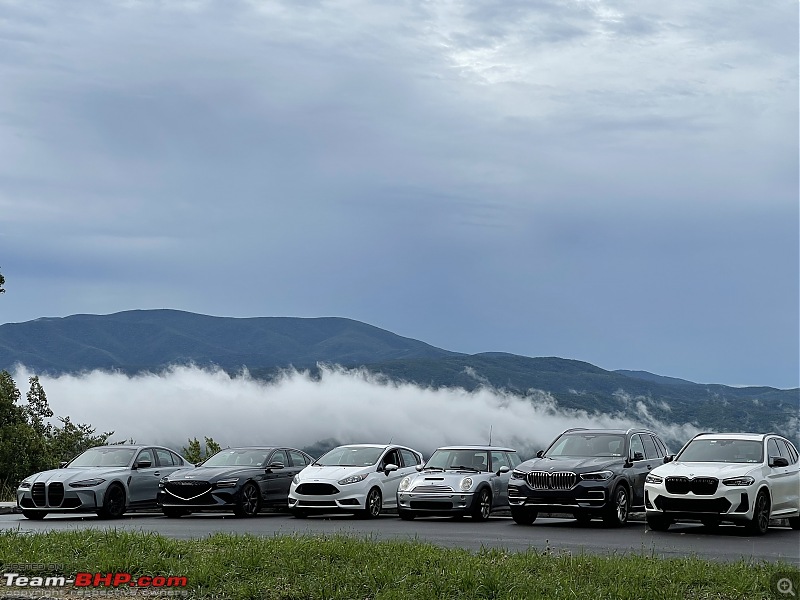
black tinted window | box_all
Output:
[641,435,658,460]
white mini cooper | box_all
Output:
[644,432,800,534]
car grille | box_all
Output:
[165,481,213,501]
[665,476,719,496]
[295,483,339,496]
[48,482,64,507]
[31,482,46,506]
[655,496,732,513]
[411,500,453,510]
[412,485,455,493]
[526,471,577,490]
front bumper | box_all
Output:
[17,483,103,514]
[507,479,612,512]
[397,490,476,515]
[156,485,243,512]
[288,482,367,513]
[644,482,755,521]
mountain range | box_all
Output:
[1,309,797,444]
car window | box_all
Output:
[547,433,625,457]
[399,449,419,467]
[170,451,185,466]
[783,440,799,464]
[136,449,155,467]
[678,439,763,463]
[490,451,510,471]
[506,452,522,467]
[629,435,646,460]
[641,435,658,460]
[269,450,288,466]
[767,438,783,461]
[653,436,668,457]
[155,449,175,467]
[382,449,400,468]
[316,446,383,466]
[287,450,309,467]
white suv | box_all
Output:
[644,432,800,535]
[288,444,423,518]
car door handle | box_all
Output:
[153,471,161,477]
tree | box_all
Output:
[183,436,221,464]
[0,267,4,294]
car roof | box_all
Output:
[559,428,657,436]
[436,445,517,452]
[692,432,770,441]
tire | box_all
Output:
[646,514,672,531]
[789,517,800,530]
[511,507,537,525]
[398,509,416,521]
[97,484,126,519]
[603,484,629,527]
[471,488,492,521]
[22,510,47,520]
[361,487,382,519]
[233,482,261,518]
[574,512,593,526]
[745,490,770,535]
[162,508,188,518]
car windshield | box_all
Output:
[69,447,136,468]
[425,449,490,472]
[202,449,269,468]
[315,446,384,467]
[678,439,763,463]
[545,434,626,458]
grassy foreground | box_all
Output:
[0,530,797,599]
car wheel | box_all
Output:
[745,490,770,535]
[574,512,593,525]
[471,488,492,521]
[789,517,800,530]
[603,484,629,527]
[234,482,261,518]
[97,483,126,519]
[361,487,382,519]
[646,514,672,531]
[162,508,188,518]
[21,510,47,520]
[398,509,416,521]
[511,507,537,525]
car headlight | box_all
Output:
[511,470,526,479]
[645,474,663,484]
[722,476,755,487]
[158,476,169,487]
[18,480,32,490]
[215,478,240,488]
[338,473,368,485]
[580,471,613,481]
[69,478,106,488]
[292,474,300,484]
[460,477,473,492]
[399,476,412,491]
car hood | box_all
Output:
[517,457,621,473]
[167,467,257,481]
[650,461,759,478]
[297,465,372,482]
[21,467,130,485]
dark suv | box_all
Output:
[507,428,671,526]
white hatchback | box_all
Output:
[288,444,423,518]
[644,432,800,534]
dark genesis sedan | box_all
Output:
[157,446,313,518]
[507,427,671,527]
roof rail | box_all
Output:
[562,427,588,434]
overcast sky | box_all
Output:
[0,0,797,388]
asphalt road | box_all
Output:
[1,510,798,565]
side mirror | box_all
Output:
[663,455,674,463]
[536,450,544,458]
[135,458,152,469]
[497,466,510,475]
[267,462,284,470]
[384,463,398,474]
[415,464,424,472]
[769,456,789,468]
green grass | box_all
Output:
[0,530,796,599]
